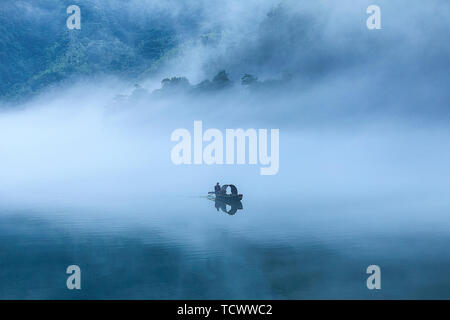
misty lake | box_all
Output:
[1,188,449,299]
[1,0,449,302]
[1,112,450,299]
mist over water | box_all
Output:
[0,0,449,299]
[1,78,448,210]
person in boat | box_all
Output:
[214,183,221,195]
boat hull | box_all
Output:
[215,194,243,201]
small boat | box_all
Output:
[208,184,243,201]
[209,193,243,201]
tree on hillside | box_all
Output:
[241,74,258,86]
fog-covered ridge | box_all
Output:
[1,0,449,114]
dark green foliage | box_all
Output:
[0,1,178,101]
[241,74,258,86]
[113,69,294,105]
[152,76,192,97]
[212,70,231,86]
[161,77,191,90]
[193,70,232,93]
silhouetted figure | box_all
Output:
[214,182,221,194]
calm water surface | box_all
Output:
[1,191,449,299]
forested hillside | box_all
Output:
[1,0,448,116]
[0,0,182,100]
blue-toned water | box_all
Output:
[1,96,449,299]
[1,0,449,300]
[1,189,449,299]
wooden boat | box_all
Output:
[208,184,243,201]
[209,193,243,201]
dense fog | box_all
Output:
[1,0,449,212]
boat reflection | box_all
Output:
[214,198,243,215]
[208,196,243,215]
[207,184,244,215]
